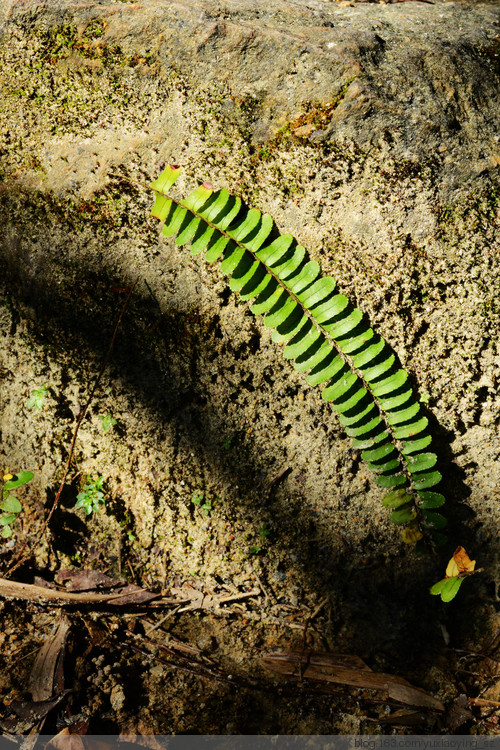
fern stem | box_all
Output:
[150,168,447,545]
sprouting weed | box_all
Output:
[191,492,217,516]
[1,471,33,538]
[98,413,117,431]
[27,384,49,410]
[75,476,106,515]
[258,523,271,540]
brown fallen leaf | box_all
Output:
[44,728,86,750]
[447,694,474,732]
[261,650,444,711]
[446,546,476,578]
[100,584,159,606]
[55,568,126,591]
[379,708,428,726]
[30,617,70,701]
[119,728,168,750]
[0,692,70,735]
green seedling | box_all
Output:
[1,471,33,538]
[75,476,106,515]
[430,546,478,602]
[249,524,271,554]
[258,523,271,541]
[191,492,217,516]
[118,511,135,541]
[430,576,464,602]
[27,384,49,410]
[98,413,117,431]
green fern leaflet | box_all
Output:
[150,165,447,545]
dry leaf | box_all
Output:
[45,728,86,750]
[0,693,69,734]
[380,708,427,726]
[447,694,474,732]
[30,618,70,701]
[262,650,444,711]
[445,546,476,578]
[55,569,126,591]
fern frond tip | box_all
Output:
[150,164,181,195]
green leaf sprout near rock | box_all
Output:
[430,546,479,603]
[27,384,49,410]
[430,576,464,603]
[98,413,117,432]
[191,492,217,516]
[1,471,34,538]
[75,476,106,515]
[150,166,447,547]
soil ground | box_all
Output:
[0,0,499,737]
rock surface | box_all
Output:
[0,0,499,735]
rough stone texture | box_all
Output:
[0,0,499,734]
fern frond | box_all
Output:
[150,166,447,545]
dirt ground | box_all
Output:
[0,183,498,735]
[0,0,499,737]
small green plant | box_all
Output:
[27,384,49,410]
[75,476,106,515]
[119,510,135,541]
[191,492,217,516]
[430,546,478,602]
[98,413,117,431]
[150,166,447,547]
[1,471,33,538]
[150,166,475,600]
[258,523,271,541]
[249,524,271,554]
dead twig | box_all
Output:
[262,650,445,711]
[468,697,500,708]
[0,577,159,606]
[265,464,292,493]
[0,576,262,614]
[144,606,182,635]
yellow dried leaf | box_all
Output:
[445,546,475,578]
[401,523,423,544]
